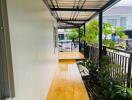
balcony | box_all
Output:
[2,0,132,100]
[45,0,132,100]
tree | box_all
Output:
[103,22,112,40]
[81,19,99,44]
[82,19,113,46]
[102,22,114,47]
[82,19,125,47]
[65,28,83,40]
[65,29,79,40]
[65,19,126,48]
[115,27,125,38]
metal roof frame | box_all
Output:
[50,8,100,11]
[43,0,120,29]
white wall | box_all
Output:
[126,16,132,29]
[6,0,58,100]
[103,15,132,29]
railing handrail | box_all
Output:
[104,46,132,55]
[86,44,132,55]
[87,44,99,49]
[86,44,132,88]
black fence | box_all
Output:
[85,45,132,88]
[84,45,99,62]
[80,41,85,54]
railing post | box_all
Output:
[71,41,72,52]
[61,42,63,52]
[103,46,107,56]
[127,54,132,87]
[84,45,89,59]
[84,24,86,56]
[99,11,103,60]
[79,27,81,52]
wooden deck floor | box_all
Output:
[59,52,85,60]
[46,59,90,100]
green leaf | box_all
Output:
[65,28,79,40]
[115,27,125,38]
[111,85,126,99]
[103,22,112,39]
[127,88,132,100]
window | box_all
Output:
[107,19,117,27]
[58,34,64,40]
[120,17,126,28]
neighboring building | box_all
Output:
[58,29,67,40]
[103,6,132,29]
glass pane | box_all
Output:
[107,19,117,27]
[120,17,126,29]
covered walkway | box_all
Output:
[0,0,121,100]
[44,0,120,59]
[45,0,120,100]
[47,52,90,100]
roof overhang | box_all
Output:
[43,0,120,29]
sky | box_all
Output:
[116,0,132,6]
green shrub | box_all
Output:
[80,56,124,100]
[110,85,132,100]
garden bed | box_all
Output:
[77,56,132,100]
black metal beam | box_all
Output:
[79,27,81,52]
[49,0,60,19]
[58,19,88,21]
[101,0,120,11]
[99,12,103,60]
[83,24,86,56]
[73,0,86,20]
[58,26,79,29]
[78,0,120,27]
[58,20,81,27]
[50,8,100,12]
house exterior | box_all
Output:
[58,29,67,40]
[3,0,58,100]
[0,0,122,100]
[103,6,132,30]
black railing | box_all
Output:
[85,45,132,88]
[85,45,99,62]
[80,42,85,54]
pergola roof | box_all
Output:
[44,0,120,29]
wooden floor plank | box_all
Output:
[59,52,84,60]
[46,59,90,100]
